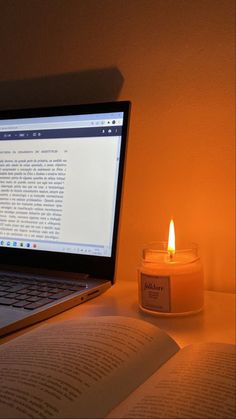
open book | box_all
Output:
[0,316,235,418]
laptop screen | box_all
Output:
[0,102,130,276]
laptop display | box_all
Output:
[0,101,130,336]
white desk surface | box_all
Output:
[1,280,235,347]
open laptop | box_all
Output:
[0,101,130,337]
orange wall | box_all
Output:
[0,0,235,292]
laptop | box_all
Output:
[0,100,130,337]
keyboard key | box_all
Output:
[48,290,75,300]
[14,294,29,300]
[0,286,10,291]
[41,286,51,290]
[9,284,27,293]
[47,283,63,288]
[26,296,42,302]
[3,292,19,298]
[13,300,30,308]
[0,297,18,305]
[69,284,86,291]
[28,290,42,296]
[24,298,52,310]
[17,288,32,294]
[27,284,47,290]
[54,284,71,289]
[46,288,61,293]
[3,278,21,283]
[39,292,54,298]
[21,280,37,285]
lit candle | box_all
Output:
[138,220,204,316]
[167,219,175,260]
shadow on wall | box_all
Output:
[0,67,124,110]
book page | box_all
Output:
[107,342,236,418]
[0,316,179,418]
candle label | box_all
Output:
[140,273,170,312]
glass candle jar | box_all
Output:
[138,242,204,316]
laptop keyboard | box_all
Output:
[0,273,87,310]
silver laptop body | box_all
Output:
[0,101,130,337]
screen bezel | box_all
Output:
[0,101,131,281]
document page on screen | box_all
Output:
[0,113,123,257]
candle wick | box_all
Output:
[169,252,174,262]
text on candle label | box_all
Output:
[140,273,170,312]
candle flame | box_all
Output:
[168,219,175,256]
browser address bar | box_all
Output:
[0,119,123,131]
